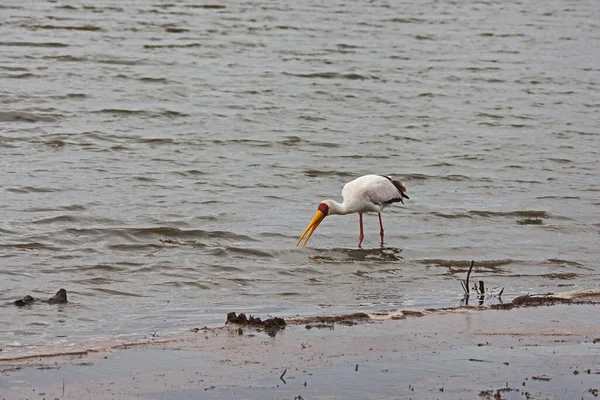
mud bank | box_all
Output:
[1,291,599,399]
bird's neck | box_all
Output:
[323,200,351,215]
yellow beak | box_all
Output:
[296,210,326,247]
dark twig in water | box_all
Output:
[464,261,475,294]
[466,260,474,293]
[280,368,287,384]
[478,280,485,305]
[461,260,475,304]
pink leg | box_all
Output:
[357,213,364,248]
[378,213,384,246]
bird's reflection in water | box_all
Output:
[308,247,404,263]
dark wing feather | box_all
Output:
[380,175,409,204]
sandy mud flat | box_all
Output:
[1,291,599,400]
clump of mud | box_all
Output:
[226,312,286,337]
[13,289,68,307]
[491,290,600,310]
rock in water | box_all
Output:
[14,295,37,307]
[47,288,68,304]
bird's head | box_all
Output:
[296,201,330,247]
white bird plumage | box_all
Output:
[297,174,409,247]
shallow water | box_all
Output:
[0,0,599,355]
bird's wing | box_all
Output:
[342,175,408,207]
[366,175,407,205]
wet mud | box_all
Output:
[1,294,599,400]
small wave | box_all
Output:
[430,212,472,219]
[6,186,60,193]
[0,66,28,71]
[279,136,305,145]
[225,247,273,258]
[473,78,506,83]
[95,58,144,66]
[31,215,78,225]
[278,292,302,296]
[42,55,87,62]
[469,210,549,218]
[135,137,176,144]
[211,139,270,147]
[3,73,40,79]
[275,25,300,30]
[160,281,211,290]
[476,112,504,119]
[545,258,584,267]
[417,92,447,97]
[52,93,88,100]
[83,5,124,12]
[73,277,114,285]
[165,27,190,33]
[0,111,61,122]
[144,42,203,49]
[0,242,60,251]
[401,173,431,180]
[336,43,362,49]
[58,226,256,244]
[138,77,171,83]
[308,141,341,148]
[463,66,501,71]
[139,227,256,242]
[535,195,580,200]
[187,4,226,8]
[443,174,471,181]
[387,17,425,24]
[93,109,188,118]
[417,259,515,269]
[24,204,86,212]
[303,169,355,178]
[548,158,572,163]
[26,24,101,31]
[92,288,149,298]
[298,115,327,122]
[0,41,69,48]
[107,243,162,251]
[517,218,543,225]
[174,170,206,178]
[62,264,123,273]
[283,72,378,80]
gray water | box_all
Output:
[0,0,598,356]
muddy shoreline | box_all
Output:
[1,291,599,399]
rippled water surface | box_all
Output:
[1,0,599,355]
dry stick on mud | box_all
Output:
[280,368,287,384]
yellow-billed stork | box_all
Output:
[297,175,409,248]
